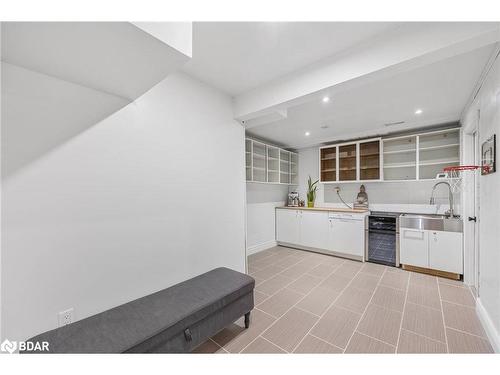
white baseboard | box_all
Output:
[246,240,277,256]
[476,298,500,353]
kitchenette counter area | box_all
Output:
[277,206,368,213]
[276,206,369,261]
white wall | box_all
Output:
[462,48,500,351]
[245,183,288,254]
[1,67,246,342]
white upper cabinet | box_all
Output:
[383,135,417,181]
[418,129,460,180]
[246,138,298,185]
[320,128,460,183]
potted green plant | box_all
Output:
[306,176,319,207]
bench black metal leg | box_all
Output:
[244,312,250,328]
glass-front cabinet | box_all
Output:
[418,129,460,180]
[320,138,381,182]
[251,140,267,182]
[339,144,357,181]
[320,146,337,182]
[279,150,290,184]
[267,146,280,183]
[245,138,298,185]
[382,135,417,181]
[319,128,460,183]
[359,140,381,180]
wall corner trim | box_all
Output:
[246,241,278,256]
[476,298,500,353]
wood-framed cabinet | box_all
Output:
[319,138,382,183]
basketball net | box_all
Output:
[443,165,490,193]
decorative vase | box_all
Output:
[307,201,314,208]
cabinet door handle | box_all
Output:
[468,216,477,222]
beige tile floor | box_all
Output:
[193,246,493,354]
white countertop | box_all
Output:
[277,206,369,214]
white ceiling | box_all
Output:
[246,44,495,149]
[182,22,402,95]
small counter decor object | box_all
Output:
[306,176,319,207]
[481,134,496,175]
[354,184,369,209]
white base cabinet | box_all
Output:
[300,210,329,250]
[276,209,300,244]
[429,230,463,274]
[276,208,366,259]
[400,227,463,274]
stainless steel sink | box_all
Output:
[399,213,463,233]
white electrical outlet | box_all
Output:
[58,308,74,327]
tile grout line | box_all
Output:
[341,266,388,353]
[294,305,321,318]
[394,269,411,353]
[308,333,345,352]
[440,298,476,309]
[355,331,396,351]
[445,326,490,341]
[239,253,347,353]
[208,338,228,353]
[436,277,450,353]
[288,262,375,353]
[241,257,350,353]
[257,335,289,353]
[252,253,325,305]
[399,328,448,346]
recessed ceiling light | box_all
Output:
[305,132,310,136]
[322,96,330,103]
[415,109,423,115]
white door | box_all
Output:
[329,216,365,257]
[400,228,429,268]
[300,210,329,249]
[276,209,299,244]
[429,230,463,274]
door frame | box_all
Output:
[461,109,480,289]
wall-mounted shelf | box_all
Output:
[383,149,416,155]
[384,162,417,169]
[245,138,298,185]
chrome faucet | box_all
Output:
[429,181,454,218]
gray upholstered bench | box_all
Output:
[23,267,255,353]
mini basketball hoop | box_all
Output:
[443,165,490,192]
